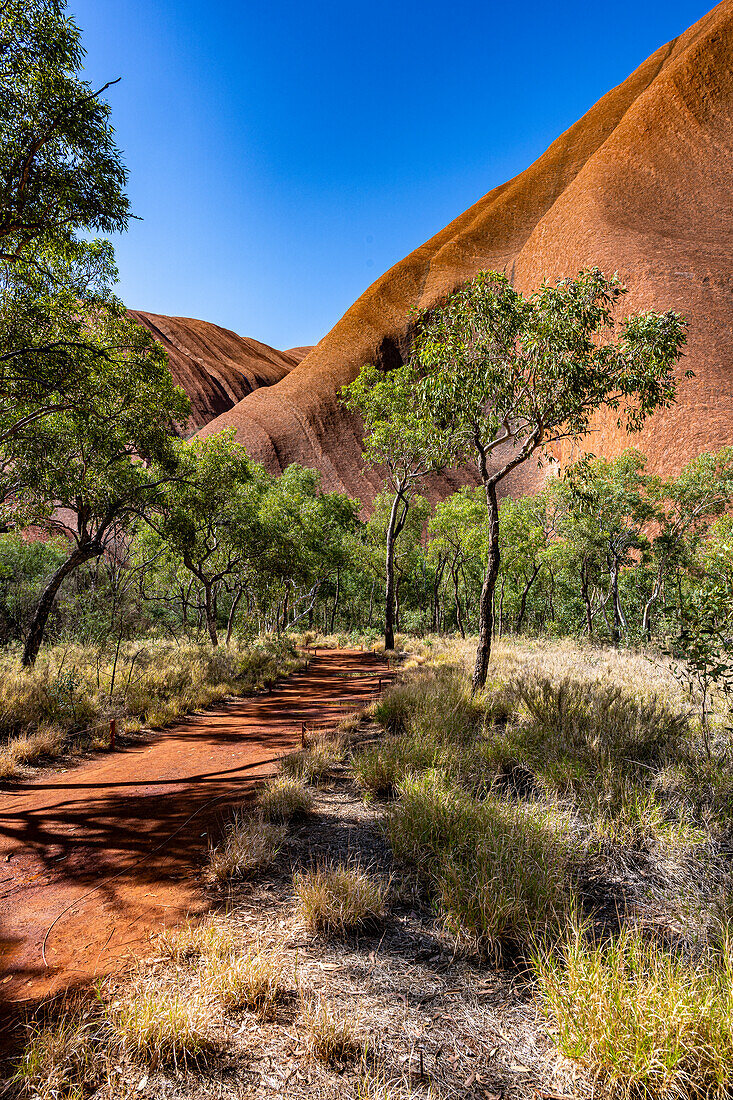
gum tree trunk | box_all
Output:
[23,543,102,666]
[472,480,500,693]
[384,490,408,651]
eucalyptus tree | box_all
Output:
[428,489,486,636]
[562,450,656,644]
[17,319,189,665]
[413,268,687,689]
[254,463,358,635]
[0,0,140,465]
[497,487,560,634]
[642,448,733,638]
[145,432,262,648]
[342,362,454,649]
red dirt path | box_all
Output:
[0,649,385,1013]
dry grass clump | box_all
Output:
[294,863,388,936]
[0,724,64,779]
[108,984,212,1068]
[280,730,346,784]
[534,920,733,1099]
[300,991,362,1064]
[206,814,285,885]
[259,774,314,821]
[373,662,490,739]
[202,944,285,1018]
[352,737,407,798]
[157,915,237,963]
[12,1014,105,1099]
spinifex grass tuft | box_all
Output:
[533,918,733,1099]
[294,863,387,936]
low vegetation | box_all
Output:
[0,637,302,780]
[11,1014,106,1100]
[258,774,314,821]
[280,729,347,785]
[206,814,285,885]
[294,863,388,936]
[300,992,362,1065]
[533,920,733,1099]
[202,944,286,1018]
[108,984,213,1070]
[350,637,733,1096]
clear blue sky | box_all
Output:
[69,0,713,351]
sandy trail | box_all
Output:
[0,649,385,1012]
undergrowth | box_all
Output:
[0,637,301,779]
[363,636,733,1095]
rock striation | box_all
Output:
[198,1,733,502]
[129,310,310,432]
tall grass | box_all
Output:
[0,637,301,778]
[388,771,574,957]
[533,920,733,1099]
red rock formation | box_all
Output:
[129,310,310,432]
[198,1,733,502]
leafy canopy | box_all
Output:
[413,268,688,482]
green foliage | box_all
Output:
[342,361,454,648]
[412,268,687,686]
[414,269,686,461]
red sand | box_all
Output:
[0,650,384,1011]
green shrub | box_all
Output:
[388,771,574,956]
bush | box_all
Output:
[294,863,387,936]
[533,920,733,1099]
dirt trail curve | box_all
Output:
[0,649,386,1013]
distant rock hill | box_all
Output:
[129,311,310,433]
[197,0,733,503]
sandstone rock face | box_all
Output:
[129,310,310,432]
[198,1,733,502]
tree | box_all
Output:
[342,362,454,650]
[145,432,263,648]
[253,464,358,636]
[642,449,733,638]
[413,268,687,690]
[0,1,139,460]
[429,489,486,637]
[562,451,656,644]
[15,316,189,665]
[498,487,558,634]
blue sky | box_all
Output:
[69,0,713,351]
